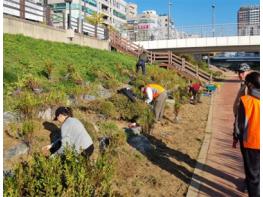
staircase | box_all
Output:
[109,31,213,82]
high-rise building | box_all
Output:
[48,0,128,29]
[237,5,260,36]
[127,3,137,18]
[122,9,178,41]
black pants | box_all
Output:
[81,144,94,158]
[240,141,248,183]
[242,147,260,197]
[189,87,197,97]
[136,62,146,75]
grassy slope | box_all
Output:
[4,34,186,110]
[4,34,136,84]
[3,34,139,110]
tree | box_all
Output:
[85,13,105,38]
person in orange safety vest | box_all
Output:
[233,71,260,197]
[140,84,167,121]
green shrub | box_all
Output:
[4,150,114,196]
[80,119,99,141]
[65,64,84,85]
[86,100,118,119]
[24,74,41,90]
[102,78,120,90]
[43,60,54,80]
[109,94,154,133]
[173,91,181,120]
[5,119,36,146]
[40,91,67,107]
[147,65,185,90]
[21,119,35,146]
[15,91,41,118]
[5,123,21,139]
[98,121,126,146]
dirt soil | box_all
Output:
[3,96,211,196]
[111,96,211,197]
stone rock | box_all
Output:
[38,107,53,121]
[3,112,20,126]
[67,94,78,105]
[82,94,97,101]
[33,88,43,94]
[4,143,29,160]
[128,135,154,155]
[3,170,14,178]
[166,99,175,105]
[97,84,112,99]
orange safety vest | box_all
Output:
[146,84,165,99]
[241,95,260,149]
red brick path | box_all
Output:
[197,76,247,196]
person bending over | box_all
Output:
[140,84,167,121]
[42,106,94,158]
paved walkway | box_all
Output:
[187,73,247,197]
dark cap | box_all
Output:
[53,106,69,121]
[238,63,251,73]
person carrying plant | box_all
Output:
[140,84,167,121]
[42,107,94,158]
[233,71,260,197]
[136,50,148,75]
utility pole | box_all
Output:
[212,3,215,37]
[168,0,172,39]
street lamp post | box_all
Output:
[212,4,215,37]
[65,0,72,29]
[168,0,172,39]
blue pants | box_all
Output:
[136,60,146,75]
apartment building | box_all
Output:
[127,3,137,18]
[48,0,128,29]
[237,5,260,36]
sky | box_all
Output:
[128,0,260,27]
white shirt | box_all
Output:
[145,87,153,104]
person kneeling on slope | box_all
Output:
[42,106,94,158]
[140,84,167,121]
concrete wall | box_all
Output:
[4,15,110,50]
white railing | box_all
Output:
[124,23,260,41]
[3,0,106,40]
[3,0,44,22]
[82,20,105,39]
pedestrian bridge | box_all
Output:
[134,36,260,53]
